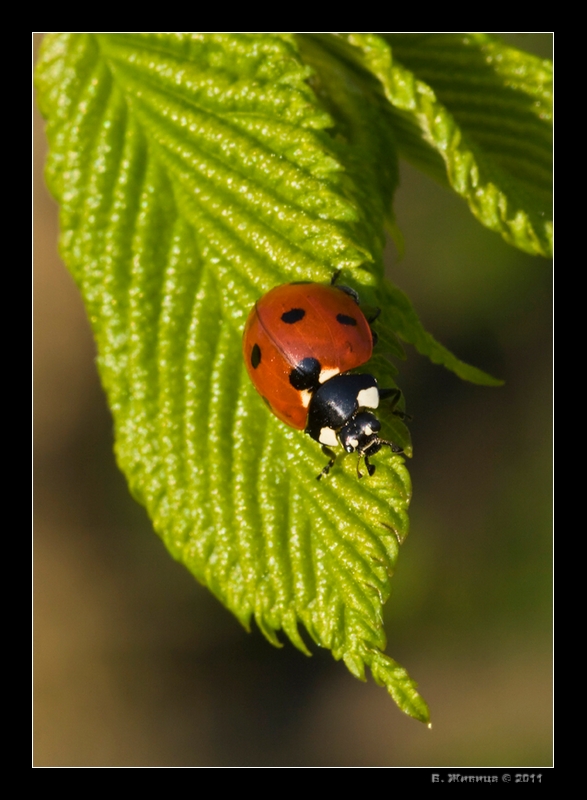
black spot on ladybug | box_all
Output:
[289,357,321,391]
[251,343,261,369]
[336,313,357,326]
[281,308,306,324]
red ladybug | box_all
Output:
[242,279,404,478]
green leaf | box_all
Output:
[36,33,430,722]
[309,33,552,258]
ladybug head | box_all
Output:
[339,411,403,478]
[339,412,381,454]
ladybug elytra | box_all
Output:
[242,278,404,478]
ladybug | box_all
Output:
[242,278,404,478]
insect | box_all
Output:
[242,278,405,478]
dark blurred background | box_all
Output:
[34,34,552,767]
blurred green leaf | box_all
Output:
[383,281,504,386]
[36,33,430,722]
[311,33,552,258]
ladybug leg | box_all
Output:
[356,454,377,479]
[331,271,361,304]
[364,307,380,345]
[379,387,412,421]
[394,409,412,422]
[359,440,404,479]
[379,387,401,404]
[317,446,337,480]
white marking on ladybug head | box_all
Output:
[364,425,373,436]
[300,389,312,408]
[319,367,340,384]
[357,387,379,409]
[319,427,339,447]
[349,438,359,449]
